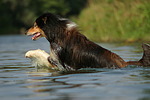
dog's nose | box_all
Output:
[25,31,28,35]
[25,29,30,35]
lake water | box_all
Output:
[0,35,150,100]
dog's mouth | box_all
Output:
[26,31,44,41]
[26,22,45,41]
[31,32,42,40]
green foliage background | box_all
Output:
[0,0,150,42]
[75,0,150,42]
[0,0,86,34]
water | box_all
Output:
[0,35,150,100]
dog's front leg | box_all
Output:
[48,50,65,71]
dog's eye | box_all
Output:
[34,23,38,27]
[34,24,37,27]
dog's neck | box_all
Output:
[45,21,78,43]
[48,28,88,50]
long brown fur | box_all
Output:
[26,13,150,70]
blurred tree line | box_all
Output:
[0,0,149,42]
[0,0,87,34]
[76,0,150,42]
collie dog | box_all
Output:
[25,13,150,71]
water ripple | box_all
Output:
[0,35,149,100]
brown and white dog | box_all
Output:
[25,13,150,71]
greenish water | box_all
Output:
[0,35,150,100]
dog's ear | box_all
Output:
[42,17,47,24]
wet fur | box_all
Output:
[26,13,150,70]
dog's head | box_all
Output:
[25,13,77,41]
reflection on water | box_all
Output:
[0,35,150,100]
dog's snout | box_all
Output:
[25,30,28,35]
[25,32,27,35]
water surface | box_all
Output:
[0,35,150,100]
